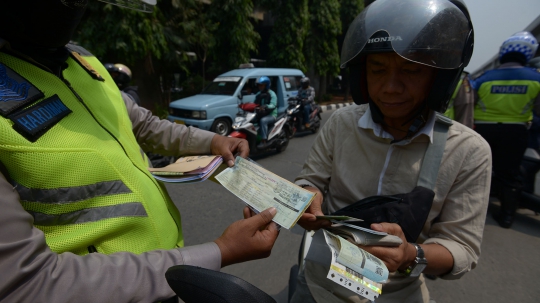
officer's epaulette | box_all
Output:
[66,44,105,82]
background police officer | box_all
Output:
[444,71,474,128]
[472,31,540,228]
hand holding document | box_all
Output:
[148,155,224,183]
[215,157,315,229]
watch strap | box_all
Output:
[399,243,427,276]
[413,243,425,258]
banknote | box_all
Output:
[323,230,388,301]
[215,157,315,229]
[324,230,389,283]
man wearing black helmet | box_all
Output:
[0,1,279,302]
[298,77,316,128]
[291,1,491,302]
[105,63,141,105]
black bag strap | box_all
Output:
[416,113,452,190]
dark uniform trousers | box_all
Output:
[475,123,528,215]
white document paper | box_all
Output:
[215,157,315,229]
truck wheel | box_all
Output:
[211,118,231,136]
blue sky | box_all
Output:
[463,0,540,73]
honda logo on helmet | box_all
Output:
[368,36,403,43]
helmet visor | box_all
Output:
[341,0,471,69]
[97,0,156,13]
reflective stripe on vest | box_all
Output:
[0,50,183,255]
[473,68,540,122]
[28,203,147,226]
[16,180,131,203]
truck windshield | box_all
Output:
[201,77,243,96]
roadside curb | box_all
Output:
[320,102,355,113]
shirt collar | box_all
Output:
[358,106,436,144]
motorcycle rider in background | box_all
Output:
[297,77,316,128]
[254,76,278,149]
[105,63,141,105]
[472,31,540,228]
[105,63,174,167]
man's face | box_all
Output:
[366,53,437,122]
[258,84,265,91]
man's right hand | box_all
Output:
[296,186,332,231]
[214,207,280,267]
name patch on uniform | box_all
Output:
[0,63,44,116]
[491,85,528,94]
[9,94,72,142]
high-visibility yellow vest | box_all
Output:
[473,68,540,122]
[0,48,183,255]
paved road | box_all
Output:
[166,108,540,303]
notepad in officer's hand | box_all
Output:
[148,155,223,183]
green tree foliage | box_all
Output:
[266,0,309,71]
[339,0,364,101]
[340,0,364,34]
[73,1,199,110]
[207,0,260,72]
[75,1,194,67]
[179,8,218,89]
[306,0,341,77]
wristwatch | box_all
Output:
[402,243,428,277]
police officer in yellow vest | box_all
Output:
[443,71,474,128]
[0,1,279,302]
[472,31,540,228]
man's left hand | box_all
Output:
[359,223,416,272]
[211,135,249,167]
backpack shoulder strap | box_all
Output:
[417,113,453,190]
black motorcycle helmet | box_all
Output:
[105,63,132,89]
[341,0,474,127]
[300,77,310,89]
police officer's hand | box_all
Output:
[359,223,415,272]
[211,135,249,167]
[214,207,280,267]
[297,186,332,231]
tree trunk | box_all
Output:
[319,74,327,99]
[135,53,163,113]
[342,69,350,102]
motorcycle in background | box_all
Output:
[229,101,290,155]
[286,96,322,138]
